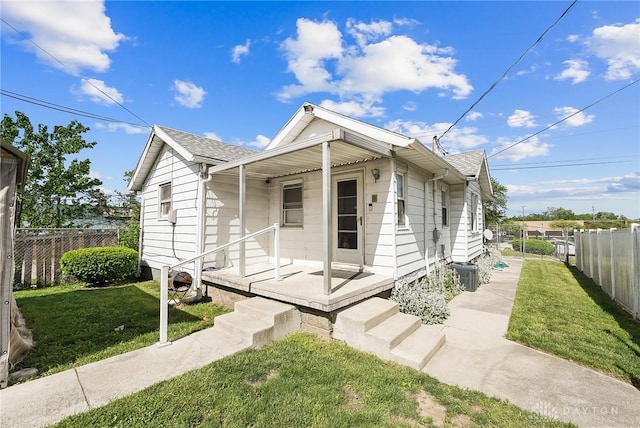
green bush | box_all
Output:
[511,238,554,255]
[60,246,138,285]
[391,265,464,324]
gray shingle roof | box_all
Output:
[158,125,257,162]
[445,150,485,177]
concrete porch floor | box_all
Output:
[201,262,394,312]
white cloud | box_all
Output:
[465,111,483,122]
[1,0,125,74]
[231,39,251,63]
[73,78,123,105]
[385,119,487,152]
[247,134,271,149]
[95,122,148,134]
[507,109,537,128]
[278,18,472,113]
[346,18,393,47]
[507,173,640,199]
[173,80,206,108]
[319,99,385,118]
[553,106,595,127]
[515,64,540,77]
[279,18,343,100]
[586,18,640,80]
[567,34,579,43]
[554,59,590,84]
[491,135,550,161]
[203,132,222,141]
[402,101,416,112]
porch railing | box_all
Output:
[159,223,281,346]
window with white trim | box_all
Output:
[470,193,479,231]
[396,173,406,226]
[282,181,303,226]
[441,187,449,227]
[159,182,172,219]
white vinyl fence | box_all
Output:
[575,225,639,319]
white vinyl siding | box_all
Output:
[139,146,200,272]
[202,174,269,268]
[396,169,427,279]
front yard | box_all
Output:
[12,281,230,379]
[53,333,571,428]
[507,260,640,387]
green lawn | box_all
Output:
[507,260,640,387]
[54,333,572,428]
[13,281,230,379]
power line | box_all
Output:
[1,89,149,129]
[488,78,640,159]
[490,154,639,167]
[437,0,578,143]
[491,159,634,171]
[0,17,151,127]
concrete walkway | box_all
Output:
[423,257,640,427]
[2,258,639,427]
[0,328,248,428]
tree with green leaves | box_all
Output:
[115,170,141,250]
[1,111,106,228]
[485,177,508,226]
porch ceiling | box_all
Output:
[208,130,390,180]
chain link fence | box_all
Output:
[13,228,120,287]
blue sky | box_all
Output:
[2,1,639,219]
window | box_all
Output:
[396,173,406,226]
[282,182,303,226]
[159,182,172,218]
[470,194,479,231]
[441,188,449,227]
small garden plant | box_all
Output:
[476,246,504,285]
[391,265,464,324]
[60,246,138,286]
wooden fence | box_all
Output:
[14,228,119,287]
[575,225,639,319]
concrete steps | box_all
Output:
[214,297,301,348]
[334,297,446,370]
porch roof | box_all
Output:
[207,128,465,184]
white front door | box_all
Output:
[333,172,364,266]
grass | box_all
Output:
[13,281,230,380]
[506,260,640,387]
[500,248,558,261]
[53,333,572,428]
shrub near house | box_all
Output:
[60,247,138,286]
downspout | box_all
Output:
[136,196,144,277]
[426,169,448,263]
[183,164,212,303]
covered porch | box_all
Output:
[201,262,394,313]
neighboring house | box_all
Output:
[128,103,493,317]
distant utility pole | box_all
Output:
[592,205,595,220]
[521,205,526,258]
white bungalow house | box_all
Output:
[128,103,493,328]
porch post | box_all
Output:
[322,141,332,295]
[158,265,170,347]
[239,164,246,278]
